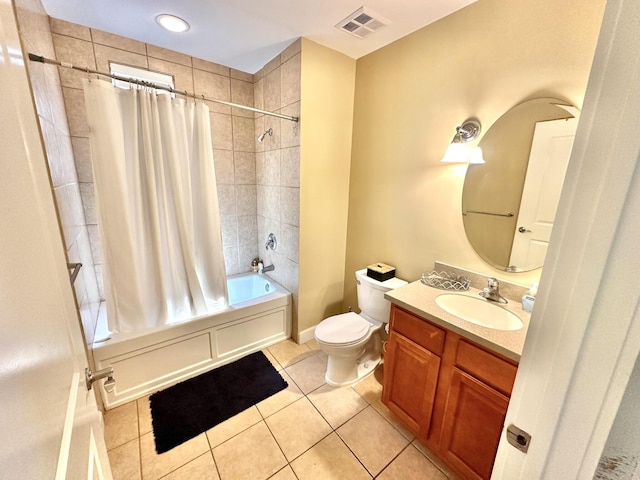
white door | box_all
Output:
[0,2,111,478]
[508,116,577,270]
[492,0,640,477]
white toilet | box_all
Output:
[314,269,407,387]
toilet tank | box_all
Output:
[355,269,407,324]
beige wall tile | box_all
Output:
[62,86,89,136]
[54,183,85,236]
[194,68,231,114]
[256,151,266,184]
[264,67,281,112]
[237,215,257,245]
[264,149,281,186]
[257,185,280,221]
[220,215,238,247]
[210,112,233,150]
[224,245,240,275]
[234,151,256,184]
[263,55,281,76]
[280,224,299,263]
[146,44,192,67]
[233,116,256,152]
[262,117,281,150]
[90,28,146,55]
[88,225,102,264]
[79,182,96,224]
[281,187,299,226]
[236,185,257,216]
[281,54,301,108]
[147,57,194,93]
[281,39,302,63]
[94,43,148,73]
[52,33,96,88]
[280,102,300,148]
[49,17,91,41]
[281,146,300,188]
[230,68,253,82]
[192,57,229,76]
[213,149,234,184]
[72,136,92,182]
[254,77,264,112]
[231,78,254,118]
[217,184,237,215]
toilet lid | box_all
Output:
[315,312,370,345]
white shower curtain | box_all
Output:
[83,79,228,333]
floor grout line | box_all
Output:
[105,339,453,480]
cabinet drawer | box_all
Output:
[455,340,517,396]
[392,306,445,356]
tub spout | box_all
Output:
[258,262,275,274]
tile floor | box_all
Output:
[104,339,458,480]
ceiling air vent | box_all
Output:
[335,6,390,39]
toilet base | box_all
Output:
[324,349,381,387]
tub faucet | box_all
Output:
[258,262,275,274]
[479,277,508,304]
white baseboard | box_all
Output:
[298,325,316,344]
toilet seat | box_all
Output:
[315,312,371,346]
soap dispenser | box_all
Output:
[521,282,538,313]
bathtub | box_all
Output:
[92,272,291,409]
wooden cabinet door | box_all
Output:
[440,368,510,480]
[383,332,440,437]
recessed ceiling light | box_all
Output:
[156,14,190,33]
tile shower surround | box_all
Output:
[37,16,300,337]
[104,339,458,479]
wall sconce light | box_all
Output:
[441,118,485,164]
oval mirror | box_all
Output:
[462,98,579,272]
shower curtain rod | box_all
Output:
[28,53,299,123]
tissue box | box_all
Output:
[366,263,396,282]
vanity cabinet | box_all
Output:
[383,305,518,480]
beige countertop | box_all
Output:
[385,280,531,362]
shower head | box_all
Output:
[257,128,273,143]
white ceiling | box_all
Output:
[39,0,477,74]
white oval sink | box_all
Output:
[435,294,523,331]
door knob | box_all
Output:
[518,226,531,233]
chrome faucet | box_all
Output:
[258,261,275,274]
[479,277,508,304]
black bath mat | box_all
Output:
[149,351,287,454]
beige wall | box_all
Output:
[298,39,356,336]
[343,0,605,310]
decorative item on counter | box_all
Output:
[421,271,470,291]
[521,282,538,313]
[366,262,396,282]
